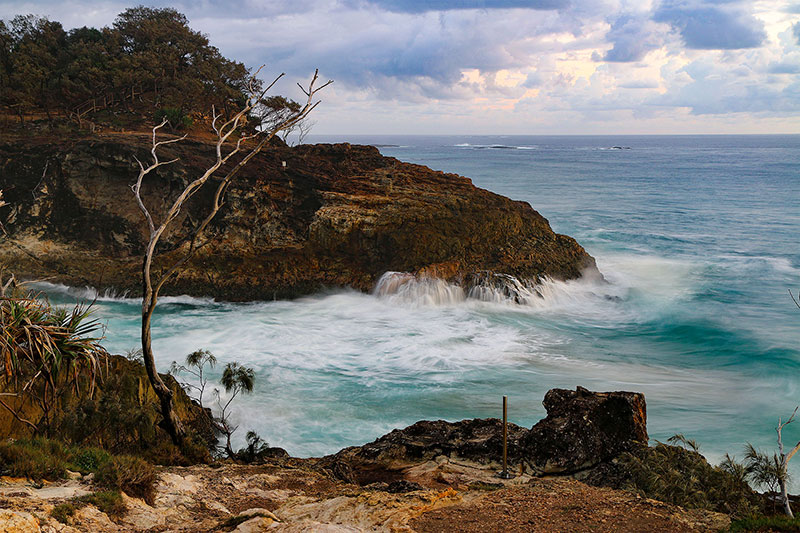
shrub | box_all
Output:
[154,107,192,130]
[0,438,69,480]
[617,442,762,517]
[95,455,157,504]
[51,490,125,524]
[729,515,800,532]
[0,293,107,437]
[68,446,111,474]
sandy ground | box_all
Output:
[0,457,729,532]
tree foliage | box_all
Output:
[0,7,263,126]
[214,361,256,457]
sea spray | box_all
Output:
[32,134,800,482]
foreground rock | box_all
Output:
[0,133,596,300]
[0,461,728,532]
[523,386,648,474]
[0,386,744,532]
[321,386,648,484]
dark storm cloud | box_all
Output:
[654,1,766,49]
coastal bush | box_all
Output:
[69,446,111,474]
[0,438,69,480]
[95,454,157,504]
[171,349,217,409]
[0,438,118,480]
[615,442,761,517]
[236,431,270,463]
[214,362,256,457]
[154,107,192,131]
[51,490,125,524]
[0,289,107,437]
[729,515,800,532]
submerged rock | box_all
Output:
[0,134,597,300]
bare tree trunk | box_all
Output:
[132,69,331,450]
[225,429,233,458]
[777,409,800,518]
[142,289,186,445]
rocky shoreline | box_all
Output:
[0,133,597,301]
[1,386,743,532]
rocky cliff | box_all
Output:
[0,133,597,300]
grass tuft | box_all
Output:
[51,490,125,524]
[94,455,157,504]
[729,515,800,532]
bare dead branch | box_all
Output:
[790,289,800,310]
[131,68,331,445]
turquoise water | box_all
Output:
[44,134,800,474]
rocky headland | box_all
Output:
[0,132,596,300]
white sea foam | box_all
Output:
[31,281,216,306]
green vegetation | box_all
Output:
[94,454,157,504]
[215,362,256,457]
[0,7,310,135]
[0,7,249,124]
[729,515,800,532]
[0,438,157,505]
[51,490,125,524]
[0,291,107,436]
[616,442,761,517]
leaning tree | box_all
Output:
[132,68,331,445]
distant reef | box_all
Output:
[0,133,597,300]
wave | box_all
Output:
[30,281,216,306]
[452,143,538,150]
[372,270,616,310]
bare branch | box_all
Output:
[133,68,331,445]
[790,289,800,310]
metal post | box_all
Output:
[499,395,513,479]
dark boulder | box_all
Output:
[522,386,648,474]
[319,387,648,484]
[320,418,528,484]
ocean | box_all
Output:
[43,134,800,474]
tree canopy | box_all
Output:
[0,7,265,127]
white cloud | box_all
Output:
[1,0,798,133]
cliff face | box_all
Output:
[0,133,596,300]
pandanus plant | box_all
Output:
[0,290,107,436]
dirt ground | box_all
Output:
[0,457,730,532]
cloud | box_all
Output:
[1,0,797,133]
[619,80,661,88]
[355,0,570,13]
[654,1,766,49]
[768,61,800,74]
[603,14,665,62]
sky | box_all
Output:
[2,0,800,134]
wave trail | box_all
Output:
[373,270,610,309]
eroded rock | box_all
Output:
[321,387,648,484]
[523,386,648,474]
[0,510,40,533]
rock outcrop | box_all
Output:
[523,386,648,474]
[0,133,597,300]
[320,386,648,484]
